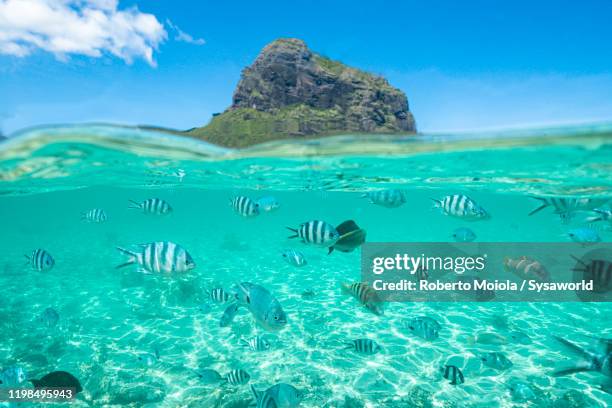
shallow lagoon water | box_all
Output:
[1,125,611,407]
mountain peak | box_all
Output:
[189,38,416,147]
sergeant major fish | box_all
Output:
[116,241,195,274]
[240,336,271,351]
[344,338,381,355]
[587,208,612,223]
[529,196,608,217]
[81,208,107,223]
[207,287,231,303]
[25,248,55,271]
[361,189,406,208]
[571,255,612,293]
[129,198,173,215]
[341,282,384,316]
[441,364,465,385]
[432,194,490,220]
[223,369,250,386]
[282,249,307,267]
[226,282,287,331]
[230,196,260,217]
[287,220,339,247]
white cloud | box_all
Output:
[166,19,205,46]
[0,0,167,66]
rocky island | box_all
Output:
[187,38,416,147]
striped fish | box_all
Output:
[253,390,276,408]
[116,241,195,274]
[207,287,230,303]
[345,338,381,355]
[223,369,250,386]
[432,195,489,220]
[441,365,465,385]
[571,256,612,293]
[504,256,550,282]
[129,198,173,215]
[362,189,406,208]
[287,220,339,247]
[587,208,612,223]
[81,208,107,223]
[230,196,259,217]
[25,249,55,271]
[529,196,608,217]
[341,282,384,315]
[282,249,307,267]
[405,316,441,340]
[240,336,271,351]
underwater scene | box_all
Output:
[1,124,611,408]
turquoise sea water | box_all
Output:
[1,124,611,407]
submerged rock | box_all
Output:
[189,38,416,147]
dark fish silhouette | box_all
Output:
[30,371,82,394]
[328,220,366,254]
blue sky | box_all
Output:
[1,0,612,135]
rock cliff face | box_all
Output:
[189,38,416,147]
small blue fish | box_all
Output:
[37,307,59,328]
[362,189,406,208]
[195,368,223,384]
[137,351,159,368]
[282,249,307,267]
[220,303,240,327]
[234,282,287,331]
[25,249,55,271]
[452,227,476,242]
[0,365,27,386]
[81,208,107,223]
[251,383,303,408]
[481,352,513,370]
[256,196,280,212]
[568,227,601,243]
[405,316,441,340]
[507,378,537,402]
